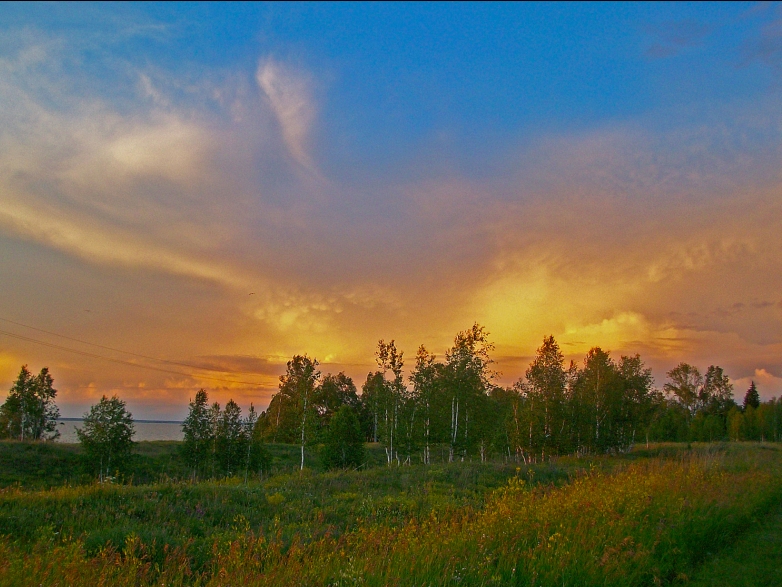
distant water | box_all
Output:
[56,419,183,443]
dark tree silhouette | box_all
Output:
[743,381,760,411]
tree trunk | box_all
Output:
[300,391,308,471]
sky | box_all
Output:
[1,2,781,419]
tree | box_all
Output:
[523,335,567,459]
[322,405,365,470]
[208,401,222,477]
[360,371,386,443]
[743,381,760,411]
[616,354,655,448]
[490,385,522,462]
[245,404,271,480]
[661,363,735,441]
[262,389,298,443]
[0,365,60,441]
[216,399,245,476]
[315,372,359,434]
[275,355,320,470]
[77,395,135,481]
[570,348,619,454]
[181,389,212,480]
[441,324,495,462]
[375,340,405,464]
[663,364,703,417]
[409,345,438,464]
[701,366,735,413]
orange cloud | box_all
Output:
[1,35,781,418]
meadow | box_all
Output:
[0,442,780,586]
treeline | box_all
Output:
[180,389,364,480]
[651,377,782,443]
[180,390,270,480]
[4,325,782,476]
[256,324,782,464]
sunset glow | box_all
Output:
[1,3,781,418]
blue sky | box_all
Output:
[1,2,781,417]
[7,2,777,171]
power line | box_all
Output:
[0,316,273,375]
[0,328,268,387]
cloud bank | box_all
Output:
[1,21,781,417]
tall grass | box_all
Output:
[1,444,780,586]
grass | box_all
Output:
[0,461,539,567]
[0,440,390,489]
[0,443,779,586]
[685,495,782,586]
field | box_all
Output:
[0,442,780,586]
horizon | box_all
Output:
[1,2,781,420]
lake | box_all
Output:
[56,419,184,443]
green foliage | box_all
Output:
[76,395,135,481]
[643,363,742,443]
[0,365,60,441]
[321,405,364,469]
[647,400,690,442]
[0,440,366,490]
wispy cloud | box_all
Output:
[256,58,316,171]
[643,20,713,59]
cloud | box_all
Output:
[644,20,712,59]
[2,22,782,417]
[256,58,316,170]
[733,369,782,402]
[190,354,283,376]
[0,194,250,288]
[739,4,782,72]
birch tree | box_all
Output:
[277,355,320,470]
[375,340,404,464]
[410,345,438,464]
[442,324,495,462]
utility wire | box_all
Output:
[0,316,272,376]
[0,328,267,387]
